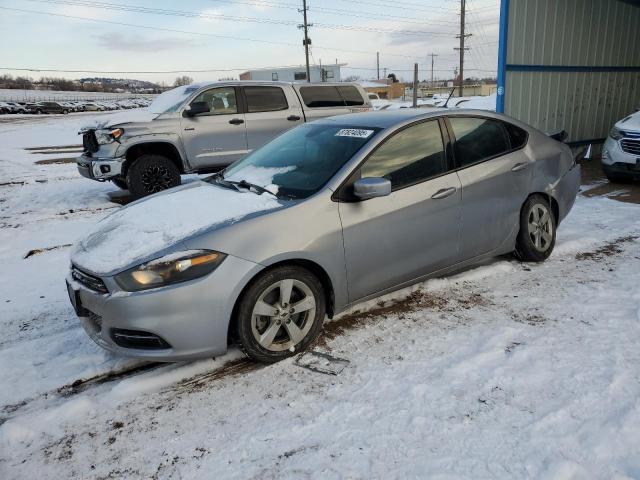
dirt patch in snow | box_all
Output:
[23,243,72,259]
[34,158,76,165]
[575,235,638,261]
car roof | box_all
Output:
[314,108,512,130]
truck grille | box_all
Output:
[620,138,640,156]
[71,265,108,294]
[82,130,99,154]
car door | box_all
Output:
[180,86,249,170]
[338,119,462,302]
[241,85,303,150]
[447,116,532,260]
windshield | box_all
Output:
[222,124,380,199]
[148,84,201,114]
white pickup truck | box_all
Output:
[77,81,372,198]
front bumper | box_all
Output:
[77,153,125,180]
[67,254,262,361]
[602,137,640,178]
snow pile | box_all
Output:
[225,165,296,194]
[81,109,159,129]
[71,182,282,274]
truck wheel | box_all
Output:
[126,154,181,198]
[111,177,128,190]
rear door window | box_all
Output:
[299,86,345,108]
[361,120,447,190]
[449,117,511,168]
[244,86,288,113]
[504,122,528,149]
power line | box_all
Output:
[0,6,438,60]
[24,0,458,37]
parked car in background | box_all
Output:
[0,101,28,114]
[603,110,640,182]
[82,102,106,112]
[29,101,69,114]
[75,81,372,198]
[67,109,580,363]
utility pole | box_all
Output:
[454,0,471,96]
[429,53,438,87]
[376,52,380,80]
[298,0,312,82]
[412,63,418,108]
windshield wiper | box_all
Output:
[226,179,278,197]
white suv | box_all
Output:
[602,110,640,182]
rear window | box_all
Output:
[244,86,288,113]
[337,86,365,106]
[299,86,344,108]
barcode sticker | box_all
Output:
[335,128,374,138]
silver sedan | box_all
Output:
[67,109,581,363]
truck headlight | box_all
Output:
[96,128,124,145]
[609,127,624,141]
[115,250,226,292]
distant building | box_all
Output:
[239,64,345,83]
[358,79,405,99]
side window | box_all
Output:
[337,86,364,106]
[449,117,511,167]
[504,121,528,149]
[190,87,237,115]
[299,86,344,108]
[244,86,288,113]
[361,120,447,190]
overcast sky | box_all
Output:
[0,0,500,84]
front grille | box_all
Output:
[620,138,640,156]
[71,265,108,294]
[82,130,99,154]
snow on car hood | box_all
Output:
[616,110,640,132]
[82,108,160,130]
[71,182,282,275]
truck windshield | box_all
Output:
[221,124,380,199]
[148,85,201,114]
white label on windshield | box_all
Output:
[335,128,374,138]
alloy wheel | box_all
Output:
[251,279,316,352]
[527,203,553,252]
[141,164,174,193]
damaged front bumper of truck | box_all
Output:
[77,154,125,180]
[77,128,124,180]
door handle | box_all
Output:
[431,187,457,199]
[287,115,301,121]
[511,162,529,172]
[184,127,195,131]
[229,118,244,125]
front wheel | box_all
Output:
[236,266,326,363]
[126,154,181,199]
[514,194,556,262]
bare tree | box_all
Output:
[174,76,194,87]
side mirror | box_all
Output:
[353,177,391,200]
[184,101,209,117]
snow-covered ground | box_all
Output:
[1,115,639,479]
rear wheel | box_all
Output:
[236,266,326,363]
[515,194,556,262]
[126,154,181,199]
[605,172,631,184]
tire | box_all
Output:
[111,177,128,190]
[126,154,181,199]
[236,266,326,363]
[63,110,68,114]
[514,194,556,262]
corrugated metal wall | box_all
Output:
[502,0,640,143]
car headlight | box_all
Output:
[609,127,624,141]
[95,128,124,145]
[115,250,226,292]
